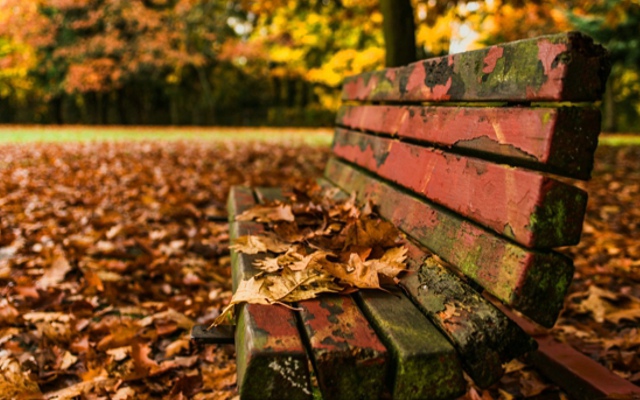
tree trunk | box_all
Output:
[380,0,417,67]
[50,95,64,124]
[116,88,129,125]
[603,76,616,132]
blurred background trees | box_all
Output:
[0,0,638,131]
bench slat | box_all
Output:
[228,187,313,399]
[236,304,313,400]
[355,288,466,397]
[398,240,536,388]
[332,128,587,249]
[297,296,388,400]
[342,32,609,103]
[325,158,573,328]
[336,105,600,179]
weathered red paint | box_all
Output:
[298,296,388,399]
[246,303,305,351]
[237,304,312,400]
[533,40,568,99]
[331,129,587,249]
[336,105,601,179]
[482,46,504,74]
[324,157,574,328]
[341,32,609,102]
[299,296,387,355]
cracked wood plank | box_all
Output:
[336,105,601,180]
[342,32,610,103]
[332,128,587,249]
[227,186,312,400]
[324,157,574,328]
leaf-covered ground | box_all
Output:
[0,140,638,399]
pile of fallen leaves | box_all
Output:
[0,140,328,399]
[214,188,407,326]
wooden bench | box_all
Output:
[197,32,612,399]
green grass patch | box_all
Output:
[0,126,334,146]
[599,134,640,146]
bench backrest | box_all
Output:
[324,32,610,328]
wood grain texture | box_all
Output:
[324,157,574,328]
[336,105,601,180]
[297,295,388,400]
[342,32,610,103]
[228,187,312,400]
[355,288,466,397]
[332,128,588,249]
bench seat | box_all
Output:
[221,32,611,399]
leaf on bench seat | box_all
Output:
[236,203,295,223]
[216,187,411,328]
[229,232,291,254]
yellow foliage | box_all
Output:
[306,47,383,88]
[474,0,572,43]
[342,0,378,7]
[416,8,456,55]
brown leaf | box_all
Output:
[263,266,342,302]
[211,277,271,326]
[230,233,291,254]
[237,203,295,223]
[37,246,72,290]
[321,253,380,289]
[0,299,20,326]
[365,246,407,278]
[0,350,42,399]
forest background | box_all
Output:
[0,0,638,132]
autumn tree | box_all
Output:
[380,0,417,67]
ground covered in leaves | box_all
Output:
[0,140,638,399]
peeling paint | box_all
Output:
[483,46,504,74]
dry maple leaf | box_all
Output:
[365,246,408,278]
[236,203,295,223]
[230,233,291,254]
[263,266,342,303]
[211,277,271,326]
[253,256,281,273]
[320,253,381,289]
